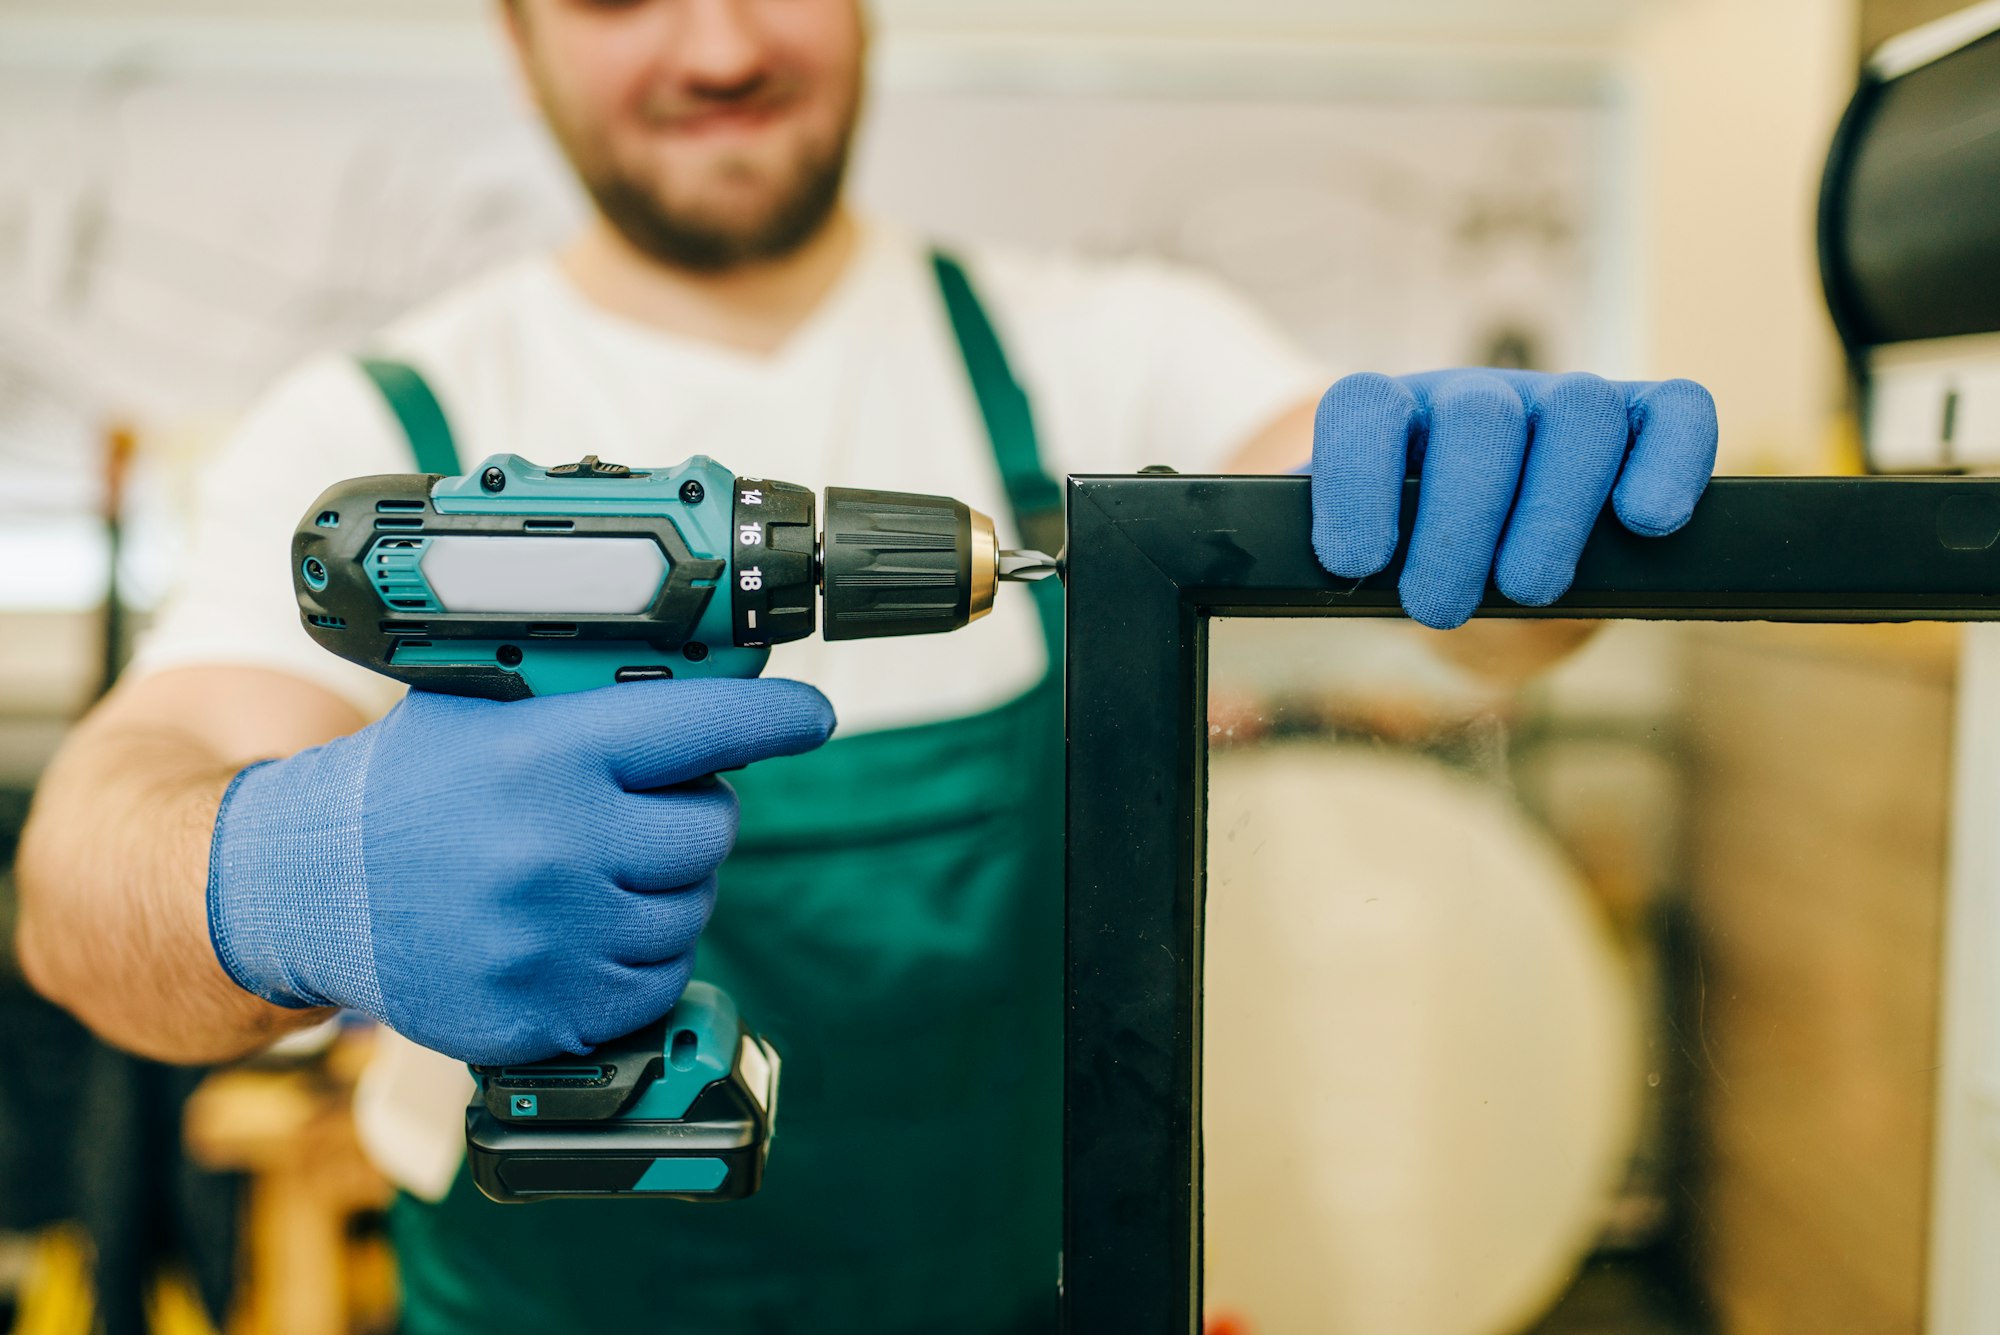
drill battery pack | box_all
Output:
[465,982,780,1203]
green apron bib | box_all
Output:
[370,252,1066,1335]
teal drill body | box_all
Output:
[413,453,768,690]
[295,452,808,698]
[291,451,1013,1204]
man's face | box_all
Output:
[507,0,866,272]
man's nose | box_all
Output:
[677,0,768,93]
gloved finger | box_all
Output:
[606,783,740,891]
[586,872,717,966]
[1612,378,1717,536]
[571,953,701,1052]
[1493,373,1630,607]
[1398,373,1529,629]
[1311,372,1420,579]
[562,677,836,791]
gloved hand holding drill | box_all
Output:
[206,677,835,1065]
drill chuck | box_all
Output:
[731,478,1031,646]
[820,487,990,641]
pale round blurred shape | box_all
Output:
[1203,744,1642,1335]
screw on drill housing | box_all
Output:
[680,480,705,505]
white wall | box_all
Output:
[0,0,1861,483]
[1622,0,1859,474]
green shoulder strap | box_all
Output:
[358,357,463,477]
[930,251,1066,559]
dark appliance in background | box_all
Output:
[1820,6,2000,470]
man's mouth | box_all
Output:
[665,102,786,138]
[643,80,801,140]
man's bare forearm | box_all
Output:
[14,674,351,1063]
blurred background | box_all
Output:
[0,0,1990,1332]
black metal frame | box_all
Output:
[1060,473,2000,1333]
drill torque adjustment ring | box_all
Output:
[730,478,817,648]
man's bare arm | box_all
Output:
[1224,396,1318,475]
[14,667,365,1064]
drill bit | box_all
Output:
[998,549,1059,582]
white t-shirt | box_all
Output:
[133,220,1323,736]
[129,219,1325,1194]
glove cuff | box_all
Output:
[206,736,384,1015]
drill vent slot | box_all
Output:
[388,598,430,609]
[306,614,346,630]
[496,1065,611,1087]
[615,666,674,683]
[374,516,424,530]
[527,623,578,637]
[314,510,340,528]
[379,621,429,634]
[375,499,426,513]
[523,519,575,533]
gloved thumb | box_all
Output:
[566,677,836,791]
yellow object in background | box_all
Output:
[146,1271,221,1335]
[13,1227,93,1335]
[11,1225,219,1335]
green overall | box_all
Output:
[364,253,1066,1335]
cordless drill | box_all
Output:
[291,452,1055,1204]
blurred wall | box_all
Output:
[1624,0,1858,474]
[0,0,1867,478]
[0,0,1653,37]
[1685,623,1955,1334]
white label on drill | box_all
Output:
[737,1033,773,1114]
[418,536,667,615]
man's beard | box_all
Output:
[539,56,860,277]
[582,139,851,274]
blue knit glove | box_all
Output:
[207,678,835,1064]
[1311,369,1719,628]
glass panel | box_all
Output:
[1203,617,1956,1335]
